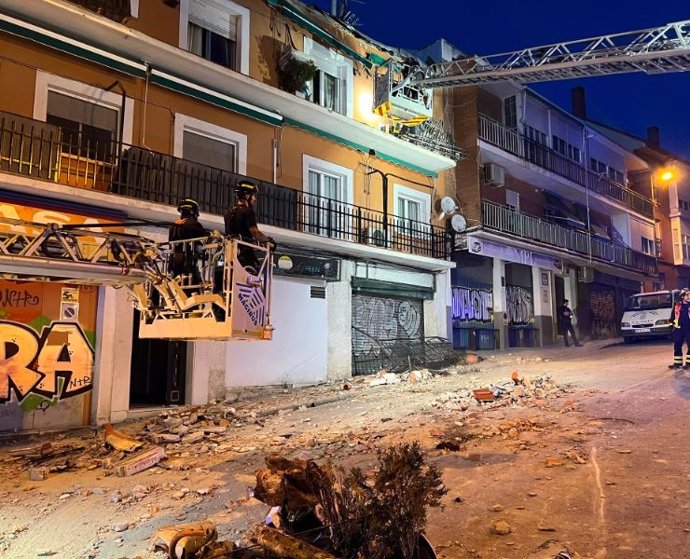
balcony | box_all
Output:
[478,114,653,218]
[0,112,449,259]
[65,0,132,23]
[482,200,657,275]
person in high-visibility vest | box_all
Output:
[669,288,690,369]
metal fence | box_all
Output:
[0,111,449,259]
[478,114,653,217]
[482,200,657,274]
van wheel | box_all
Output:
[623,337,634,344]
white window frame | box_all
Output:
[302,155,353,204]
[393,184,431,225]
[33,71,134,146]
[173,113,247,175]
[302,155,353,238]
[506,189,520,212]
[178,0,250,75]
[303,37,354,118]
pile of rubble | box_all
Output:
[430,372,570,411]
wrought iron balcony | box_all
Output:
[0,112,448,259]
[478,114,653,217]
[65,0,132,23]
[482,200,656,274]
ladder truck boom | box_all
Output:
[414,19,690,88]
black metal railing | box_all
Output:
[478,114,653,217]
[482,200,656,274]
[65,0,132,23]
[0,112,449,259]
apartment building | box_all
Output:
[419,40,657,351]
[572,89,690,291]
[0,0,459,431]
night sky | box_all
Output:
[312,0,690,159]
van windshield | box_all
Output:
[625,293,673,311]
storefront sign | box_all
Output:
[467,237,563,273]
[273,251,339,281]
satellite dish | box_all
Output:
[440,196,458,214]
[450,214,467,233]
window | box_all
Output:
[680,199,690,211]
[180,0,250,74]
[683,235,690,261]
[608,167,624,184]
[173,114,247,174]
[641,236,654,255]
[303,38,353,117]
[46,91,118,160]
[503,96,517,130]
[393,184,431,236]
[590,158,607,175]
[313,70,341,113]
[34,72,134,156]
[303,155,353,238]
[525,125,546,145]
[506,189,520,212]
[552,135,581,163]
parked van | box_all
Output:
[621,290,679,343]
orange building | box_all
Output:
[0,0,458,430]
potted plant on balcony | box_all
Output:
[277,49,316,97]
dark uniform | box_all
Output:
[169,199,205,281]
[224,204,260,270]
[559,300,582,347]
[670,290,690,369]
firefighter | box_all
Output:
[224,181,275,272]
[669,288,690,369]
[558,299,582,347]
[169,198,206,282]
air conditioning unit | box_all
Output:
[578,266,594,283]
[362,226,387,247]
[484,163,505,187]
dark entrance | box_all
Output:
[130,311,187,406]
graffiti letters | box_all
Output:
[352,296,422,358]
[506,286,534,326]
[452,287,493,323]
[0,321,94,405]
[0,288,40,308]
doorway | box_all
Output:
[129,311,187,407]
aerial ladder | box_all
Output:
[372,19,690,156]
[0,217,273,341]
[412,19,690,89]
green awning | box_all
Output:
[352,277,434,300]
[266,0,373,69]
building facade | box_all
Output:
[0,0,459,431]
[419,41,658,350]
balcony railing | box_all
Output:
[482,200,656,275]
[0,112,449,259]
[65,0,132,23]
[478,114,653,217]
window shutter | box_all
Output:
[189,0,238,41]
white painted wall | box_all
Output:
[424,270,451,339]
[225,277,327,386]
[328,261,354,381]
[93,286,133,424]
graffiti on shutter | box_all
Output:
[351,293,423,375]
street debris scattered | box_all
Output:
[0,358,598,559]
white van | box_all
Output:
[621,290,679,343]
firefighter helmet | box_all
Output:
[234,180,259,198]
[177,198,200,217]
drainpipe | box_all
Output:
[105,80,127,158]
